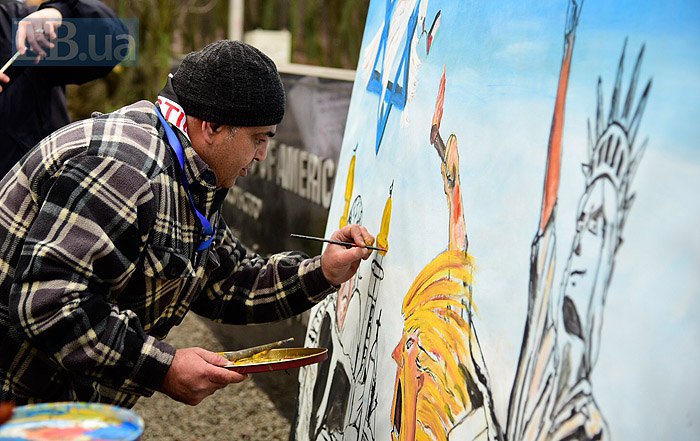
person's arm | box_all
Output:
[38,0,81,19]
[14,0,129,86]
[0,0,32,92]
[191,223,374,324]
[8,153,174,397]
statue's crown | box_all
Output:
[584,41,651,232]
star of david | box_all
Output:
[367,0,421,154]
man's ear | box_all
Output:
[201,121,225,144]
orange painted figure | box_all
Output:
[389,67,502,441]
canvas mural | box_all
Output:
[295,1,700,440]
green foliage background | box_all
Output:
[68,0,369,120]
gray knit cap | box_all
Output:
[171,40,285,127]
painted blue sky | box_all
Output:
[319,1,700,439]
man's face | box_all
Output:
[208,125,276,188]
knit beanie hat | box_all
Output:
[171,40,285,127]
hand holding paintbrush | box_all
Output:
[299,224,377,287]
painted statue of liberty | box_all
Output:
[506,3,651,440]
[506,3,583,437]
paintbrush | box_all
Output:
[0,51,20,76]
[291,233,386,252]
[219,337,295,362]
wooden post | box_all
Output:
[228,0,244,41]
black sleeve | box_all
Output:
[39,0,114,20]
[38,0,79,19]
[0,2,32,48]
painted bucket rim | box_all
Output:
[0,401,144,441]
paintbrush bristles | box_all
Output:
[219,337,295,361]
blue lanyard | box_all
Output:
[154,105,214,251]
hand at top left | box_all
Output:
[15,8,63,63]
[320,224,376,286]
[0,72,8,93]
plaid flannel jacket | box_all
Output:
[0,100,335,407]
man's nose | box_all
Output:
[254,143,268,162]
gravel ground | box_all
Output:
[132,313,298,441]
